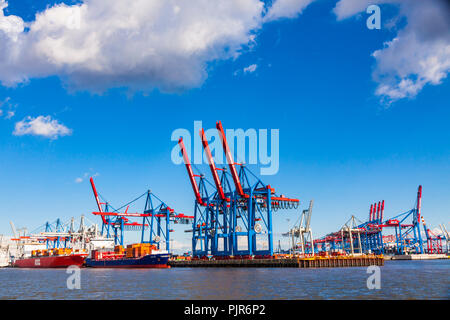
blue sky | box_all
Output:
[0,0,449,251]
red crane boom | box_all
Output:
[372,203,375,221]
[376,201,381,220]
[90,177,107,224]
[216,121,247,198]
[417,185,422,222]
[199,128,228,201]
[178,137,206,206]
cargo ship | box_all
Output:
[12,248,88,268]
[85,243,170,268]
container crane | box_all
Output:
[217,121,300,257]
[179,121,300,258]
[90,177,193,251]
[199,128,233,256]
[381,185,424,254]
[9,221,18,239]
[421,216,443,254]
[439,224,449,253]
[284,200,314,255]
[178,131,234,257]
[178,137,216,256]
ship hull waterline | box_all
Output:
[13,254,87,268]
[85,254,170,268]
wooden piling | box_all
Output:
[168,255,384,268]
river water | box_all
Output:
[0,260,448,299]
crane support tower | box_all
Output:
[179,121,300,258]
[89,177,193,251]
[314,185,445,256]
[284,200,314,255]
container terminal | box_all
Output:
[1,121,448,268]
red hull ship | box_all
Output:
[13,254,87,268]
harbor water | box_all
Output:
[0,260,448,299]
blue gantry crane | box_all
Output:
[381,185,424,254]
[178,121,300,258]
[314,185,443,256]
[89,177,193,251]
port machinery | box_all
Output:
[376,185,442,254]
[9,216,96,249]
[178,121,300,258]
[7,215,103,264]
[37,218,86,249]
[421,216,444,254]
[314,185,444,255]
[439,224,449,253]
[283,200,314,255]
[89,177,193,252]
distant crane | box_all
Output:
[298,200,314,255]
[284,200,314,255]
[421,216,443,254]
[439,224,449,253]
[10,221,28,239]
[9,221,17,239]
[314,185,446,256]
[89,177,193,251]
[339,215,365,255]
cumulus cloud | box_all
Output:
[0,0,24,41]
[0,0,316,94]
[333,0,389,21]
[264,0,315,22]
[13,115,72,139]
[334,0,450,103]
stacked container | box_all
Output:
[114,245,125,255]
[125,243,156,258]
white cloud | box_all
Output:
[333,0,389,21]
[264,0,315,22]
[243,63,258,73]
[0,96,16,119]
[13,115,72,139]
[430,227,443,236]
[0,96,10,106]
[0,0,315,94]
[233,63,258,76]
[170,239,192,254]
[75,171,99,183]
[0,0,24,41]
[334,0,450,103]
[5,110,14,119]
[235,235,269,251]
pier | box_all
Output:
[169,255,384,268]
[384,254,448,260]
